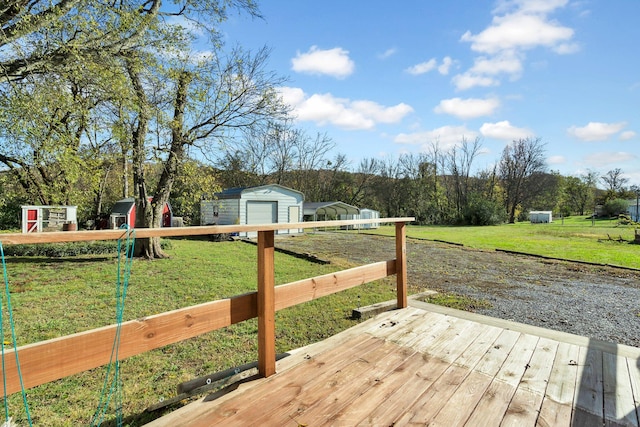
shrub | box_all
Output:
[3,241,118,257]
[604,198,630,217]
[462,195,507,226]
[2,239,172,257]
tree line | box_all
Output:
[215,132,635,225]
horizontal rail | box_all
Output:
[0,260,397,394]
[0,218,413,245]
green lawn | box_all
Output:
[367,216,640,269]
[0,238,397,426]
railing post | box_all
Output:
[395,222,408,308]
[257,230,276,377]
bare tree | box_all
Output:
[446,137,483,220]
[498,137,547,223]
[601,168,629,201]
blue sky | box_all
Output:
[218,0,640,185]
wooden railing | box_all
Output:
[0,218,412,394]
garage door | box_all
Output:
[246,201,277,237]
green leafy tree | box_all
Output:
[462,193,506,225]
[127,44,288,257]
[562,172,597,215]
[170,160,221,226]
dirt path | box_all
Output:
[275,232,640,348]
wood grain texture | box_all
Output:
[257,230,276,377]
[395,221,407,308]
[145,307,640,427]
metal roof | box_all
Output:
[110,198,135,215]
[303,201,360,216]
[215,184,304,200]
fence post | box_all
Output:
[395,222,407,308]
[257,230,276,377]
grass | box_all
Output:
[0,238,398,426]
[366,216,640,269]
[420,293,492,311]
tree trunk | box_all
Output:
[126,56,168,259]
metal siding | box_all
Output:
[219,200,240,226]
[240,185,303,237]
[246,201,277,238]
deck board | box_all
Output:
[145,306,640,427]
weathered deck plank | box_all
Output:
[145,306,640,427]
[603,351,638,426]
[501,337,559,427]
[538,342,580,427]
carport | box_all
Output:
[303,201,360,221]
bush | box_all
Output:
[604,198,630,217]
[462,195,507,226]
[2,241,118,257]
[2,239,172,257]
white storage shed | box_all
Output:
[338,208,380,230]
[529,211,553,223]
[21,205,78,233]
[200,184,304,238]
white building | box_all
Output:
[529,211,553,223]
[201,184,304,238]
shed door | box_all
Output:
[288,205,301,235]
[26,209,38,233]
[246,201,277,237]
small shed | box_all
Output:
[110,198,173,229]
[627,199,639,222]
[338,208,380,230]
[304,201,360,222]
[200,184,304,238]
[359,208,381,229]
[529,211,553,223]
[21,205,78,233]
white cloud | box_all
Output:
[547,155,566,165]
[434,97,500,120]
[407,57,456,76]
[568,122,628,141]
[455,0,577,91]
[291,46,355,79]
[405,58,437,75]
[394,125,478,150]
[553,42,580,54]
[378,48,397,59]
[582,152,637,168]
[470,53,523,77]
[620,130,637,141]
[438,56,454,75]
[452,72,499,91]
[460,13,574,55]
[480,120,532,140]
[277,87,413,130]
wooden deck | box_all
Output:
[146,302,640,427]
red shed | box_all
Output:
[109,198,173,229]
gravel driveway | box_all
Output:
[274,232,640,348]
